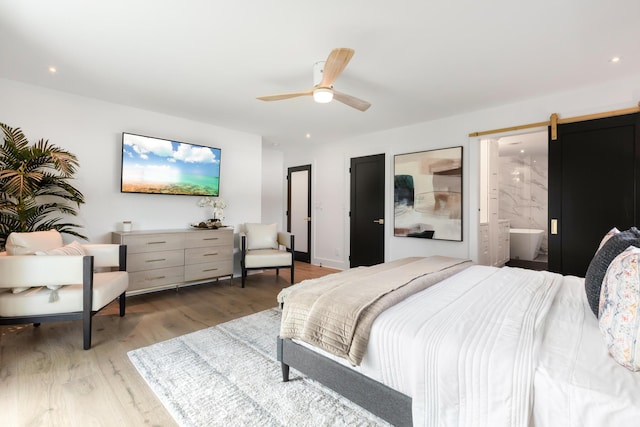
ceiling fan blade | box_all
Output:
[257,88,314,101]
[320,48,354,87]
[333,90,371,112]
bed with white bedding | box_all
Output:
[277,255,640,426]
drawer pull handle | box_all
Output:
[203,268,218,272]
[147,276,166,281]
[148,241,167,245]
[146,258,166,263]
[203,238,219,241]
[204,252,219,256]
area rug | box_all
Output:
[127,308,389,427]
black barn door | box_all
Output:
[350,154,385,267]
[548,113,640,276]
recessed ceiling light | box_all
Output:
[48,66,57,74]
[305,133,311,139]
[610,56,621,63]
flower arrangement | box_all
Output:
[197,197,227,221]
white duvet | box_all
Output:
[363,266,559,426]
[533,274,640,427]
[295,265,640,426]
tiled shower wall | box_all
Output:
[498,153,548,255]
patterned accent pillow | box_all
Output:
[599,245,640,371]
[584,227,640,317]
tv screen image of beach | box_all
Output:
[121,133,221,196]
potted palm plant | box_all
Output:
[0,122,86,250]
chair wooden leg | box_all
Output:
[83,311,92,350]
[241,269,246,288]
[82,256,93,350]
[119,292,126,317]
[276,267,280,276]
[291,265,294,284]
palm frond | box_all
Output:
[0,122,86,249]
[0,123,29,150]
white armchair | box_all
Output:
[240,223,295,288]
[0,230,128,350]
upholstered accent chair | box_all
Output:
[240,223,295,288]
[0,230,129,350]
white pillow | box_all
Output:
[13,241,87,298]
[6,229,64,255]
[599,245,640,371]
[245,223,278,250]
[35,240,86,256]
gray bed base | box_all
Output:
[277,336,412,427]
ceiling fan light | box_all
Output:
[313,88,333,103]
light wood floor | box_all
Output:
[0,262,338,427]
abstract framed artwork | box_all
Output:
[394,146,463,241]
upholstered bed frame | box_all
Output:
[277,336,412,427]
[276,236,640,426]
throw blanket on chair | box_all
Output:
[280,256,472,365]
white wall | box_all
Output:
[0,79,263,247]
[5,73,640,273]
[261,148,285,230]
[284,73,640,270]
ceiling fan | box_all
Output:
[257,48,371,112]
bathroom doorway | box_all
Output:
[478,130,548,270]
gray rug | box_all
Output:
[127,308,389,427]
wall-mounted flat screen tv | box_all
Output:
[121,132,221,196]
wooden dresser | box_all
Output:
[111,228,234,294]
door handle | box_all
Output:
[551,219,558,235]
[304,217,311,222]
[373,219,384,225]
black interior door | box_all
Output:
[548,113,640,276]
[287,165,311,263]
[350,154,385,267]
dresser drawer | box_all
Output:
[185,229,233,248]
[128,266,185,292]
[184,261,233,282]
[121,233,185,254]
[113,228,234,293]
[127,249,184,272]
[184,246,233,265]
